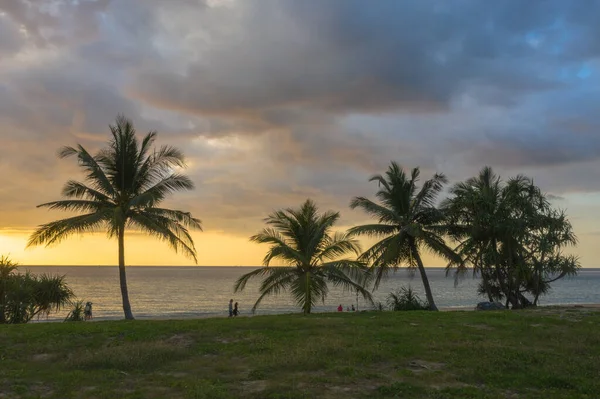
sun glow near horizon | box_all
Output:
[0,230,267,266]
[1,227,594,268]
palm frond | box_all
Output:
[128,211,198,262]
[129,174,194,208]
[135,145,188,192]
[233,267,297,312]
[36,200,107,213]
[421,231,463,268]
[61,180,112,202]
[143,208,202,230]
[322,262,374,304]
[251,269,298,313]
[58,145,115,197]
[347,223,397,237]
[305,209,339,260]
[413,173,448,210]
[250,228,306,266]
[317,232,361,262]
[290,271,329,313]
[27,212,111,248]
[349,197,397,224]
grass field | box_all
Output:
[1,307,599,399]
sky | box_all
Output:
[0,0,599,267]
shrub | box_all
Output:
[0,256,75,324]
[386,286,430,311]
[65,300,85,322]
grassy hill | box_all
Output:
[1,307,599,398]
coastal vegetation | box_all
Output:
[386,286,430,311]
[21,115,580,315]
[0,256,74,324]
[0,308,598,398]
[443,167,580,309]
[26,116,202,320]
[234,199,372,314]
[349,162,462,311]
[239,163,578,312]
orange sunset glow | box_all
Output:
[1,0,599,268]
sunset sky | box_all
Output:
[1,0,599,267]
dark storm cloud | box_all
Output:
[1,0,600,241]
[131,0,598,119]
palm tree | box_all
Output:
[27,116,202,319]
[349,162,461,311]
[442,166,579,308]
[441,166,507,299]
[234,199,372,314]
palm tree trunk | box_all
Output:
[118,225,134,320]
[304,271,311,315]
[411,241,438,311]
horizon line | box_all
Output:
[18,264,600,269]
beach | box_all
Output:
[24,266,600,321]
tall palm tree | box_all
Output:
[234,199,372,314]
[27,116,202,319]
[349,162,461,311]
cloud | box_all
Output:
[1,0,600,248]
[0,12,24,56]
[129,0,576,119]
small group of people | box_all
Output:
[337,304,356,312]
[228,299,240,317]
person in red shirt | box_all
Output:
[337,304,343,312]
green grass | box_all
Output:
[1,307,599,398]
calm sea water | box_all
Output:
[23,266,600,321]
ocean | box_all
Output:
[24,266,600,321]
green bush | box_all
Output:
[0,255,74,324]
[386,286,430,311]
[64,300,85,322]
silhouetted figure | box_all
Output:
[84,302,93,320]
[351,304,356,312]
[233,302,239,317]
[228,299,233,317]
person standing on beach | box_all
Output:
[229,299,234,317]
[233,302,239,317]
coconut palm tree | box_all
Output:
[234,199,372,314]
[349,162,461,311]
[27,116,202,319]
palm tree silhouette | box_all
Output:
[234,199,372,314]
[349,162,461,311]
[27,116,202,319]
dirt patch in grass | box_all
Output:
[464,323,494,330]
[156,371,189,378]
[31,353,55,362]
[240,380,268,393]
[165,334,194,348]
[407,360,445,372]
